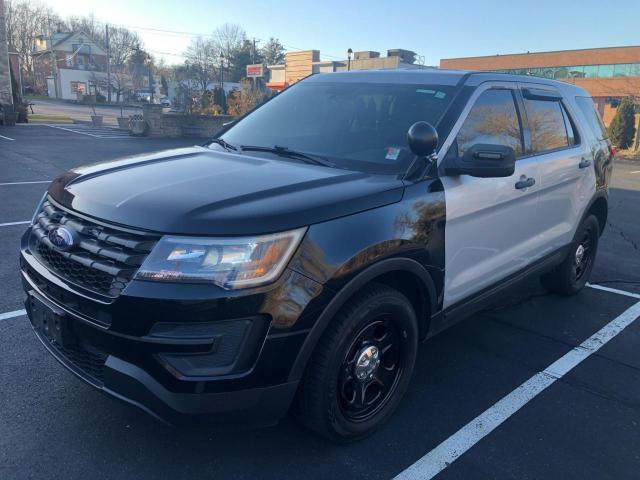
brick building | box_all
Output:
[266,49,426,92]
[32,31,108,100]
[0,0,13,107]
[440,46,640,126]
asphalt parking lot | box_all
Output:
[1,124,639,480]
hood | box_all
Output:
[49,147,405,235]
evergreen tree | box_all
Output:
[607,97,637,149]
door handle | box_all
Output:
[579,158,592,169]
[515,177,535,190]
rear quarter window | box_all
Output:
[575,96,608,141]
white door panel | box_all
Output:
[535,146,596,255]
[441,157,540,308]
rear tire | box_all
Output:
[541,215,599,295]
[294,283,418,442]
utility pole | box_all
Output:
[48,18,58,99]
[105,24,111,103]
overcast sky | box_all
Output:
[44,0,640,65]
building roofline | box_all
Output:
[441,44,640,62]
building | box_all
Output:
[0,0,13,107]
[440,46,640,126]
[32,31,109,100]
[266,49,428,92]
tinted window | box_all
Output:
[220,82,456,174]
[454,89,523,157]
[523,98,570,153]
[575,96,608,140]
[560,105,577,146]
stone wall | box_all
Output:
[142,104,234,138]
[0,0,14,107]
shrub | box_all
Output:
[607,97,637,148]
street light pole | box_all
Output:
[347,48,353,71]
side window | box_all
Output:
[455,89,523,157]
[575,96,608,140]
[523,97,570,153]
[560,104,578,146]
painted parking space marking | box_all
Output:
[44,124,134,139]
[631,171,640,174]
[588,283,640,300]
[0,180,51,186]
[0,220,30,227]
[394,293,640,480]
[0,134,15,141]
[0,309,26,321]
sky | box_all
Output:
[43,0,640,65]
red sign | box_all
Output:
[246,64,264,78]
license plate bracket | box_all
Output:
[27,292,76,348]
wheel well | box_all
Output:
[369,270,431,339]
[589,197,608,235]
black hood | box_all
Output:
[49,147,405,235]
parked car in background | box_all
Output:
[21,69,613,442]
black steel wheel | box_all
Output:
[338,316,403,422]
[294,283,418,442]
[541,214,599,295]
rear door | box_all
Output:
[438,82,542,309]
[518,83,596,256]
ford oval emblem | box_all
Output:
[48,226,78,251]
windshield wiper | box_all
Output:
[240,145,335,167]
[209,138,238,152]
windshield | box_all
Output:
[219,81,456,174]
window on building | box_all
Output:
[454,89,524,157]
[575,96,608,140]
[598,64,615,78]
[70,81,87,94]
[523,97,570,153]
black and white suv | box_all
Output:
[21,70,613,441]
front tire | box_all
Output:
[541,215,599,295]
[294,283,418,442]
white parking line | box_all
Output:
[588,283,640,300]
[0,181,50,186]
[0,220,30,227]
[394,296,640,480]
[631,171,640,174]
[0,134,15,141]
[0,309,26,321]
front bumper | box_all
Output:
[20,229,328,426]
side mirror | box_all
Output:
[444,144,515,178]
[407,121,438,158]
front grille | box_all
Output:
[31,197,158,298]
[52,340,108,385]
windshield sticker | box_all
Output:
[385,147,401,160]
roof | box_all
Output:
[441,44,640,63]
[300,68,590,96]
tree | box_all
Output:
[261,37,285,65]
[228,39,261,82]
[608,97,637,149]
[184,36,217,92]
[5,0,62,87]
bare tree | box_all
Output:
[5,0,62,86]
[213,23,245,61]
[184,36,217,92]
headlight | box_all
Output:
[135,227,306,289]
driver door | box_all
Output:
[439,82,542,309]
